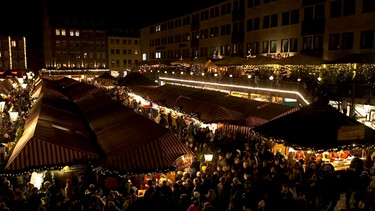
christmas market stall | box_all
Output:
[117,72,159,87]
[251,98,375,171]
[4,93,102,174]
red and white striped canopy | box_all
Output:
[5,93,101,172]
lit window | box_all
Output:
[55,29,60,36]
[75,30,80,36]
[61,29,66,36]
[11,41,16,47]
[70,30,74,36]
[155,25,161,32]
[155,52,161,58]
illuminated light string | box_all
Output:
[159,77,310,105]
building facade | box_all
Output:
[139,0,375,62]
[0,36,27,72]
[107,27,141,78]
[42,5,142,79]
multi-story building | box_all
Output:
[0,35,27,72]
[107,26,142,78]
[42,4,142,79]
[139,0,375,62]
[43,13,109,71]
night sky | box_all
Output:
[0,0,226,70]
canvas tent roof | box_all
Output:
[118,72,158,87]
[276,54,326,65]
[6,77,194,174]
[252,98,375,150]
[5,93,101,173]
[171,96,244,124]
[74,92,194,173]
[130,84,297,127]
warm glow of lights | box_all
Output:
[9,111,18,122]
[0,101,5,113]
[159,77,310,105]
[204,154,213,162]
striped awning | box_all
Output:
[171,96,244,123]
[105,133,193,172]
[5,93,101,172]
[76,92,194,173]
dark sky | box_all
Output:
[0,0,226,70]
[1,0,227,32]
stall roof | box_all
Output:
[118,72,158,87]
[137,84,297,127]
[252,98,375,150]
[75,93,194,173]
[5,93,101,173]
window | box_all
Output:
[254,17,260,30]
[343,0,355,16]
[263,15,270,29]
[75,30,80,36]
[290,38,298,52]
[281,39,288,52]
[247,0,254,8]
[330,0,342,18]
[262,41,269,53]
[314,35,323,49]
[303,36,312,50]
[329,33,340,50]
[270,40,277,53]
[11,41,16,47]
[247,19,253,31]
[253,42,259,54]
[290,10,299,24]
[70,30,74,36]
[55,29,60,36]
[363,0,375,13]
[341,32,354,49]
[270,14,278,28]
[304,7,314,21]
[360,30,374,49]
[282,11,290,26]
[315,4,325,19]
[61,29,66,36]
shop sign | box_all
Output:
[337,125,365,141]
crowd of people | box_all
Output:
[0,80,374,211]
